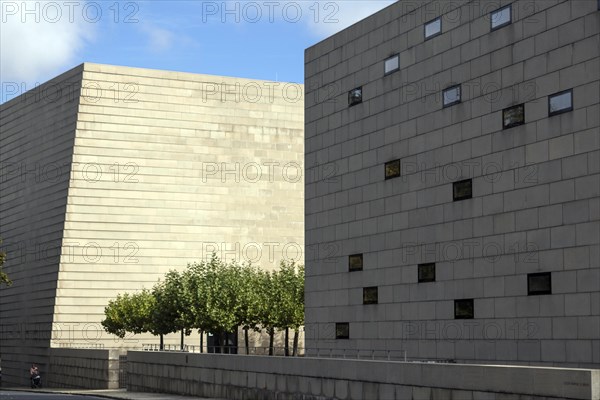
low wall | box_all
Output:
[47,348,124,389]
[127,351,600,400]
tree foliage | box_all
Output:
[102,254,305,355]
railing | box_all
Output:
[141,344,302,356]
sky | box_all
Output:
[1,0,395,102]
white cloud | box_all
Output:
[305,1,395,37]
[0,1,94,86]
[139,24,175,53]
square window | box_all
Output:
[528,272,552,295]
[384,54,399,75]
[418,263,436,283]
[385,159,401,180]
[548,89,573,116]
[454,299,474,319]
[425,17,442,39]
[453,179,472,201]
[335,323,349,339]
[349,254,363,272]
[503,104,525,129]
[363,287,378,304]
[348,87,362,106]
[491,5,511,30]
[443,85,461,107]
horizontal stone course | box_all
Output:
[127,351,599,400]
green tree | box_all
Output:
[150,280,182,350]
[161,270,192,349]
[0,237,11,286]
[272,262,305,356]
[234,262,262,354]
[203,256,240,353]
[256,269,282,355]
[101,290,154,338]
[181,261,208,352]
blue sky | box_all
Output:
[1,1,394,102]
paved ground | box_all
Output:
[0,389,218,400]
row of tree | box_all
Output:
[101,255,304,355]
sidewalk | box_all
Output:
[0,388,222,400]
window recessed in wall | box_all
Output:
[348,87,362,106]
[363,287,378,304]
[349,254,363,271]
[453,179,472,201]
[490,5,511,30]
[443,85,461,107]
[384,54,399,75]
[454,299,474,319]
[503,104,525,129]
[335,323,349,339]
[418,263,436,283]
[384,159,401,180]
[528,272,552,295]
[424,17,442,39]
[548,89,573,116]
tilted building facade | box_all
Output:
[0,63,304,385]
[305,0,599,367]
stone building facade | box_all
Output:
[0,63,304,385]
[305,0,599,367]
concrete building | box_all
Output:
[305,0,599,367]
[0,63,304,385]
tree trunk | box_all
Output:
[220,332,226,354]
[244,327,250,355]
[199,330,203,353]
[284,328,290,356]
[293,329,299,356]
[159,334,164,351]
[180,329,184,351]
[268,328,274,356]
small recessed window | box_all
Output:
[335,323,349,339]
[418,263,436,283]
[454,299,474,319]
[528,272,552,295]
[384,54,399,75]
[425,17,442,39]
[443,85,461,107]
[503,104,525,129]
[348,87,362,106]
[453,179,472,201]
[491,5,511,30]
[349,254,363,271]
[548,89,573,116]
[363,287,378,304]
[384,159,401,180]
[598,0,600,10]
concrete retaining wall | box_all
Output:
[47,348,124,389]
[127,351,600,399]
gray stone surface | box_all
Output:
[125,351,600,400]
[304,0,600,368]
